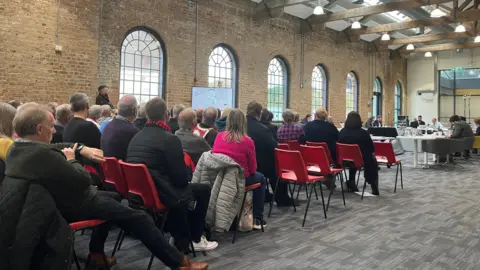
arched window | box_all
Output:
[394,81,403,126]
[207,45,237,108]
[120,28,164,103]
[346,72,358,116]
[267,57,288,121]
[372,77,382,118]
[312,65,328,113]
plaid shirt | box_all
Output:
[277,123,304,141]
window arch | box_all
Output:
[267,57,288,121]
[346,71,358,116]
[312,65,328,113]
[120,28,165,103]
[372,77,382,118]
[394,81,403,126]
[208,45,237,108]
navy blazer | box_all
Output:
[304,120,339,163]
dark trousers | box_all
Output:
[348,157,378,186]
[65,191,184,268]
[164,183,210,245]
[262,170,290,202]
[246,172,266,220]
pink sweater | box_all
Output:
[212,132,257,178]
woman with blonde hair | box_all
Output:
[212,108,267,229]
[0,102,17,182]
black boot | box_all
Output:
[371,180,379,196]
[346,180,359,192]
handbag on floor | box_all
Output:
[238,197,253,232]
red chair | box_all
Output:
[336,143,368,200]
[118,161,195,269]
[277,143,290,150]
[300,145,346,210]
[232,182,264,244]
[306,141,335,165]
[280,140,302,152]
[269,148,326,227]
[374,142,403,193]
[70,220,108,270]
[184,152,196,172]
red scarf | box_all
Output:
[146,120,172,133]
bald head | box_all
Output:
[202,107,217,126]
[117,95,138,119]
[13,105,54,143]
[178,108,197,130]
[101,105,112,117]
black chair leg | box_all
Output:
[232,191,248,244]
[117,231,125,251]
[111,229,123,257]
[326,177,336,212]
[302,184,315,227]
[288,183,297,212]
[339,173,346,207]
[361,178,367,200]
[318,182,327,219]
[394,164,399,193]
[147,254,154,270]
[73,249,81,270]
[296,184,302,200]
[313,184,319,200]
[268,178,280,218]
[356,169,361,186]
[400,162,403,189]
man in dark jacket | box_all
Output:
[168,104,186,134]
[304,107,339,163]
[127,97,217,253]
[134,102,147,130]
[95,85,114,108]
[373,115,383,127]
[51,103,72,144]
[260,108,278,141]
[2,105,207,269]
[176,108,211,164]
[101,95,139,160]
[246,101,292,206]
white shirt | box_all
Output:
[432,121,443,129]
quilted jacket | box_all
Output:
[192,152,245,232]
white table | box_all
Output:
[396,135,447,168]
[371,136,396,141]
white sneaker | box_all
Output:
[192,235,218,252]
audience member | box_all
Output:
[212,109,266,229]
[168,104,186,134]
[417,115,425,125]
[215,107,232,132]
[246,101,292,206]
[64,93,101,149]
[134,102,147,130]
[0,104,206,270]
[339,111,379,195]
[450,115,474,139]
[101,95,139,160]
[365,116,374,128]
[328,115,335,126]
[193,107,218,147]
[176,108,211,164]
[301,114,312,125]
[277,109,305,142]
[460,116,467,122]
[46,102,58,117]
[97,104,113,126]
[304,107,339,163]
[474,117,480,136]
[7,100,22,109]
[87,104,102,129]
[51,103,72,144]
[410,117,419,128]
[0,102,16,182]
[373,115,383,127]
[95,85,113,108]
[196,108,203,124]
[127,97,217,252]
[431,117,443,129]
[260,108,278,141]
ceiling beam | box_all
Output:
[306,0,452,24]
[258,0,314,10]
[348,8,480,35]
[407,41,480,52]
[387,32,471,44]
[459,0,473,10]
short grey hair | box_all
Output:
[13,105,49,138]
[88,105,102,119]
[117,95,138,118]
[172,104,186,118]
[282,109,295,123]
[56,104,72,123]
[101,105,112,117]
[203,107,217,126]
[178,108,196,130]
[146,97,168,121]
[69,92,89,112]
[137,102,147,118]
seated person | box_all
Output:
[194,107,218,147]
[52,104,72,144]
[339,111,379,195]
[474,117,480,136]
[417,115,426,126]
[450,115,474,158]
[175,108,211,164]
[304,107,339,164]
[373,115,383,127]
[260,109,278,141]
[97,104,113,127]
[87,105,102,129]
[410,117,419,128]
[168,104,186,134]
[277,109,305,142]
[215,107,232,132]
[127,97,217,252]
[432,117,443,129]
[212,109,267,229]
[134,102,148,130]
[0,102,17,183]
[1,105,207,270]
[101,95,139,160]
[365,116,374,128]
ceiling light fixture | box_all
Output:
[381,33,390,41]
[455,24,466,33]
[425,52,433,57]
[351,21,361,29]
[430,6,444,18]
[406,44,415,50]
[475,36,480,43]
[313,0,324,15]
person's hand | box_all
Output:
[62,143,78,161]
[80,146,106,163]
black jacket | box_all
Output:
[51,124,64,144]
[260,120,278,141]
[168,118,180,134]
[304,120,339,162]
[134,117,147,130]
[451,121,474,139]
[247,115,278,177]
[338,127,375,165]
[95,94,113,108]
[476,125,480,136]
[373,120,382,127]
[127,124,193,207]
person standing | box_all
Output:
[95,85,114,108]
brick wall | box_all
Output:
[2,0,407,125]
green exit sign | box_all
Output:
[451,67,465,72]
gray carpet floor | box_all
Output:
[73,152,480,269]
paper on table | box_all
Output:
[354,191,376,197]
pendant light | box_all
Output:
[351,21,361,29]
[430,5,444,18]
[406,44,415,50]
[313,0,324,15]
[455,24,466,33]
[381,33,390,41]
[475,36,480,43]
[425,52,433,57]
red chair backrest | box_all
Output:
[183,152,196,172]
[101,157,128,198]
[84,165,98,174]
[336,143,364,169]
[280,140,302,152]
[275,149,310,183]
[118,160,166,212]
[277,143,290,150]
[306,141,334,165]
[373,142,396,164]
[299,145,332,175]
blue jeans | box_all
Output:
[245,172,266,220]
